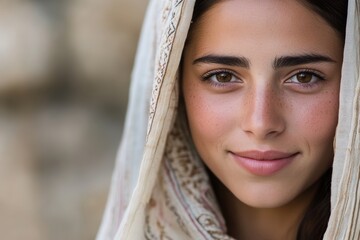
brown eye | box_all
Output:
[216,72,233,82]
[285,70,324,87]
[296,72,313,83]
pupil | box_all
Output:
[216,73,231,82]
[297,73,312,83]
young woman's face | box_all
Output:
[182,0,343,208]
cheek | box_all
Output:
[183,82,235,148]
[291,89,339,148]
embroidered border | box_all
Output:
[147,0,184,137]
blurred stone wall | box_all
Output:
[0,0,147,239]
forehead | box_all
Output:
[186,0,340,58]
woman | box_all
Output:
[97,0,359,239]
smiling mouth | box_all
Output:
[230,150,299,176]
[232,150,299,161]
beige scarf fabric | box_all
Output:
[97,0,360,239]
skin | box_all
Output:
[182,0,343,239]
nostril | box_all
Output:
[241,110,286,139]
[239,86,286,139]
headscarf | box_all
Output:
[97,0,360,239]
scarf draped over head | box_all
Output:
[96,0,360,239]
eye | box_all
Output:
[214,72,233,82]
[295,72,313,83]
[286,70,325,85]
[203,70,240,84]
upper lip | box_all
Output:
[231,150,298,160]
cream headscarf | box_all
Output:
[97,0,360,239]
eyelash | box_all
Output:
[202,69,240,87]
[285,69,326,88]
[201,69,326,89]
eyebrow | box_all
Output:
[192,53,336,69]
[193,54,250,68]
[273,54,336,69]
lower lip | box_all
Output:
[231,153,297,176]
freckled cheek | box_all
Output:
[291,92,339,144]
[184,91,235,145]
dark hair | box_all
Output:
[190,1,348,240]
[301,0,348,39]
[296,168,332,240]
[192,0,348,37]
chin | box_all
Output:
[230,184,302,210]
[240,196,294,209]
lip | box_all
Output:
[230,150,298,176]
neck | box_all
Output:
[212,177,319,240]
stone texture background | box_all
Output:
[0,0,147,239]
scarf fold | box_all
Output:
[325,1,360,239]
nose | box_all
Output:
[240,84,286,140]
